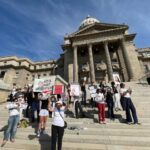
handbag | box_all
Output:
[58,110,67,129]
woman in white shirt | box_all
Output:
[120,83,139,125]
[95,89,106,124]
[48,100,67,150]
[1,100,20,147]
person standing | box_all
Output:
[48,100,67,150]
[120,83,140,125]
[106,87,115,120]
[95,89,106,124]
[37,93,50,137]
[81,81,86,106]
[111,82,122,111]
[1,99,20,147]
[31,92,40,123]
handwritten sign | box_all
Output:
[33,77,55,92]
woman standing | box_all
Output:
[95,89,106,124]
[37,93,50,137]
[1,99,20,147]
[48,100,67,150]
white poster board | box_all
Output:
[88,85,97,98]
[33,77,55,92]
[70,84,80,96]
[113,73,121,85]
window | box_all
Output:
[144,64,149,73]
[16,72,19,75]
[93,48,100,54]
[32,75,35,81]
[38,74,41,79]
[39,65,42,69]
[0,71,6,78]
[80,50,86,57]
[147,53,150,58]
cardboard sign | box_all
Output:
[70,84,80,96]
[33,77,55,92]
[53,85,64,94]
[113,73,121,85]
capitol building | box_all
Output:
[0,16,150,88]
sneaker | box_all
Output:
[42,130,47,134]
[127,122,132,125]
[134,122,141,125]
[10,139,15,143]
[37,130,41,137]
[1,140,7,147]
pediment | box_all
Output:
[69,23,128,37]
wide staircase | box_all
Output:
[0,82,150,150]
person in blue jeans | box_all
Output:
[1,100,20,147]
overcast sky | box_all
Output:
[0,0,149,61]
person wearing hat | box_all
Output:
[48,100,68,150]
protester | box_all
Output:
[1,99,20,147]
[67,84,72,107]
[31,92,40,123]
[95,88,106,124]
[74,94,85,119]
[26,85,34,118]
[48,100,67,150]
[111,82,122,111]
[37,93,50,137]
[120,83,140,125]
[81,81,86,106]
[106,87,115,120]
[88,82,97,108]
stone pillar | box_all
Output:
[120,39,134,80]
[73,46,78,83]
[104,41,113,81]
[88,44,95,83]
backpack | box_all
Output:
[19,119,29,128]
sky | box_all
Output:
[0,0,150,61]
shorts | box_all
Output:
[39,109,49,116]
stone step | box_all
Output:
[1,133,150,147]
[1,127,150,138]
[1,141,150,150]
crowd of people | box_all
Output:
[1,80,140,149]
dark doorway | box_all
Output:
[147,77,150,85]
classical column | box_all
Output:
[88,44,95,83]
[73,46,78,83]
[104,41,113,81]
[120,39,134,80]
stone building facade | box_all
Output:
[0,56,57,87]
[136,47,150,82]
[61,16,143,83]
[0,16,149,87]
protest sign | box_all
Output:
[33,77,55,93]
[70,84,80,96]
[53,85,64,94]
